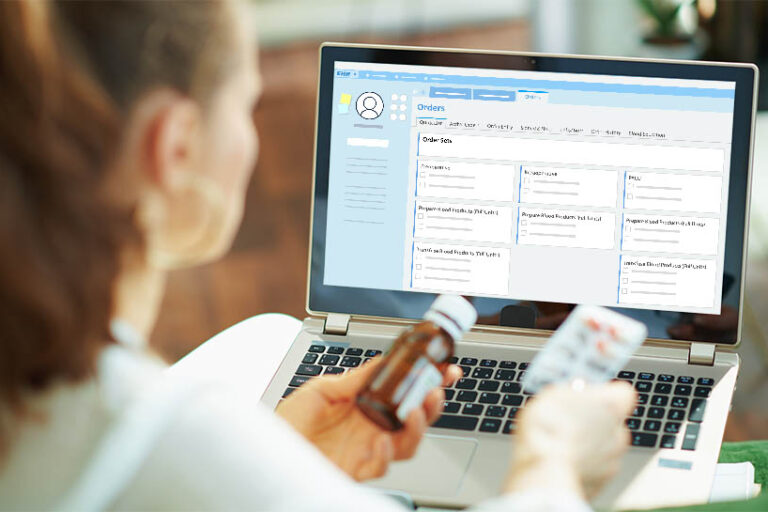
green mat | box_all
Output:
[648,441,768,512]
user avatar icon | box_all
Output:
[356,92,384,120]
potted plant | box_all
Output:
[635,0,706,59]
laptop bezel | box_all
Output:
[305,42,758,348]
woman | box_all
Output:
[0,1,635,510]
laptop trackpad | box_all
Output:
[370,435,477,497]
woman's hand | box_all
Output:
[276,358,462,481]
[504,381,636,500]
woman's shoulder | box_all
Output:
[0,345,167,509]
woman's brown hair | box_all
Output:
[0,0,239,434]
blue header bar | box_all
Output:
[335,69,734,99]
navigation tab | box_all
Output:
[473,89,515,102]
[429,87,471,100]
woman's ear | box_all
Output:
[140,91,202,189]
[126,90,222,269]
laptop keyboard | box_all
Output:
[280,343,715,451]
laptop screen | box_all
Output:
[309,46,756,345]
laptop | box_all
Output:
[261,43,758,510]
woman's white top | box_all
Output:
[0,343,591,511]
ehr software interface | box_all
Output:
[324,61,735,314]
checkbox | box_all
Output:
[622,278,628,284]
[523,188,530,193]
[416,264,422,270]
[521,220,528,226]
[521,230,527,235]
[524,178,530,184]
[414,274,421,279]
[627,193,633,199]
[622,288,628,294]
[418,213,424,219]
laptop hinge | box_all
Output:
[688,342,716,366]
[323,313,350,335]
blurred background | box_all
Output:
[152,0,768,440]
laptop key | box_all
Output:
[638,372,655,380]
[631,433,658,447]
[308,344,325,353]
[479,392,500,404]
[443,401,461,414]
[664,422,681,434]
[456,390,477,402]
[660,435,677,449]
[635,381,652,393]
[697,377,715,386]
[671,397,688,408]
[449,356,459,364]
[503,420,517,434]
[444,389,455,400]
[433,415,478,431]
[618,370,636,379]
[650,395,668,407]
[681,423,700,450]
[318,354,340,365]
[456,378,478,390]
[460,366,472,377]
[296,364,322,376]
[516,371,526,381]
[667,408,685,421]
[519,362,529,370]
[486,405,507,417]
[478,380,500,392]
[689,399,706,422]
[626,418,641,430]
[654,383,672,394]
[327,346,344,355]
[463,403,484,416]
[340,356,361,368]
[508,407,519,419]
[648,407,664,419]
[644,420,661,432]
[472,368,493,380]
[677,375,694,384]
[364,349,382,357]
[479,418,502,433]
[494,369,516,381]
[289,375,310,387]
[674,385,692,396]
[282,387,295,398]
[499,360,517,369]
[460,357,478,366]
[501,381,522,394]
[480,359,498,368]
[657,374,674,382]
[631,406,645,417]
[302,353,318,364]
[502,394,523,406]
[324,367,344,375]
[637,393,649,405]
[345,348,363,356]
[694,386,711,398]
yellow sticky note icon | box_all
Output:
[340,93,352,105]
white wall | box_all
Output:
[249,0,530,46]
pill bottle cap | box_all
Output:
[423,295,477,341]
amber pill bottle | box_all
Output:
[357,295,477,431]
